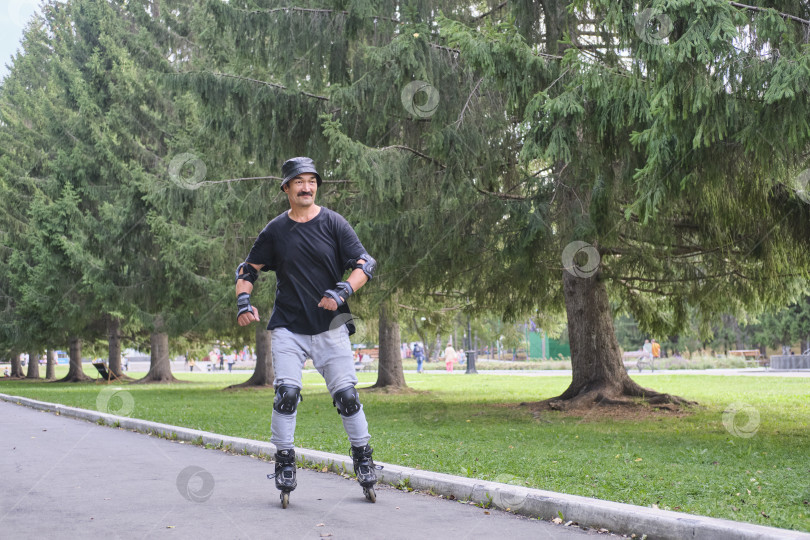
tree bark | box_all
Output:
[57,337,92,382]
[106,317,129,381]
[372,301,407,389]
[227,324,275,389]
[544,270,691,411]
[9,351,24,378]
[46,349,56,380]
[136,315,178,383]
[26,350,40,379]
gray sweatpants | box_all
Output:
[270,325,371,451]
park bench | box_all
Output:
[354,358,374,372]
[621,350,655,372]
[728,349,768,368]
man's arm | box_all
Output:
[318,258,370,311]
[236,262,264,326]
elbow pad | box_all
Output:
[355,253,376,280]
[235,261,259,284]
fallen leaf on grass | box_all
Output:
[761,512,770,518]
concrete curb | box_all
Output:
[2,392,807,540]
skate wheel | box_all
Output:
[281,492,289,509]
[364,486,376,503]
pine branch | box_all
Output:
[183,71,330,101]
[223,5,399,24]
[455,77,483,128]
[616,272,755,285]
[379,145,445,167]
[397,303,464,313]
[728,1,810,26]
[473,185,528,200]
[475,1,508,21]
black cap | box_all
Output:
[280,157,322,191]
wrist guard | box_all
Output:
[237,292,254,319]
[324,281,353,307]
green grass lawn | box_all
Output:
[2,369,808,531]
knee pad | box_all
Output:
[333,386,361,417]
[273,385,302,415]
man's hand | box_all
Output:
[237,292,261,326]
[319,281,353,311]
[318,296,338,311]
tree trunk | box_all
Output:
[26,350,40,379]
[106,317,128,381]
[544,271,690,411]
[46,349,56,380]
[227,324,274,389]
[10,351,24,378]
[372,301,407,389]
[57,337,92,382]
[136,315,178,383]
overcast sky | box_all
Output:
[1,0,41,81]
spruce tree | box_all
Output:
[196,0,810,406]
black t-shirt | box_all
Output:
[245,207,368,335]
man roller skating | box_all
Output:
[235,157,379,508]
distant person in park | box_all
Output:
[642,339,653,359]
[412,343,425,373]
[651,339,661,360]
[188,357,196,371]
[235,156,379,504]
[456,347,465,365]
[444,342,457,372]
[227,353,235,372]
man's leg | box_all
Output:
[270,328,309,450]
[310,326,370,447]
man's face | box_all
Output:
[284,173,318,207]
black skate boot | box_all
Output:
[268,448,297,508]
[351,444,380,503]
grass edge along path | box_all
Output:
[1,372,808,532]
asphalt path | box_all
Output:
[0,401,598,540]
